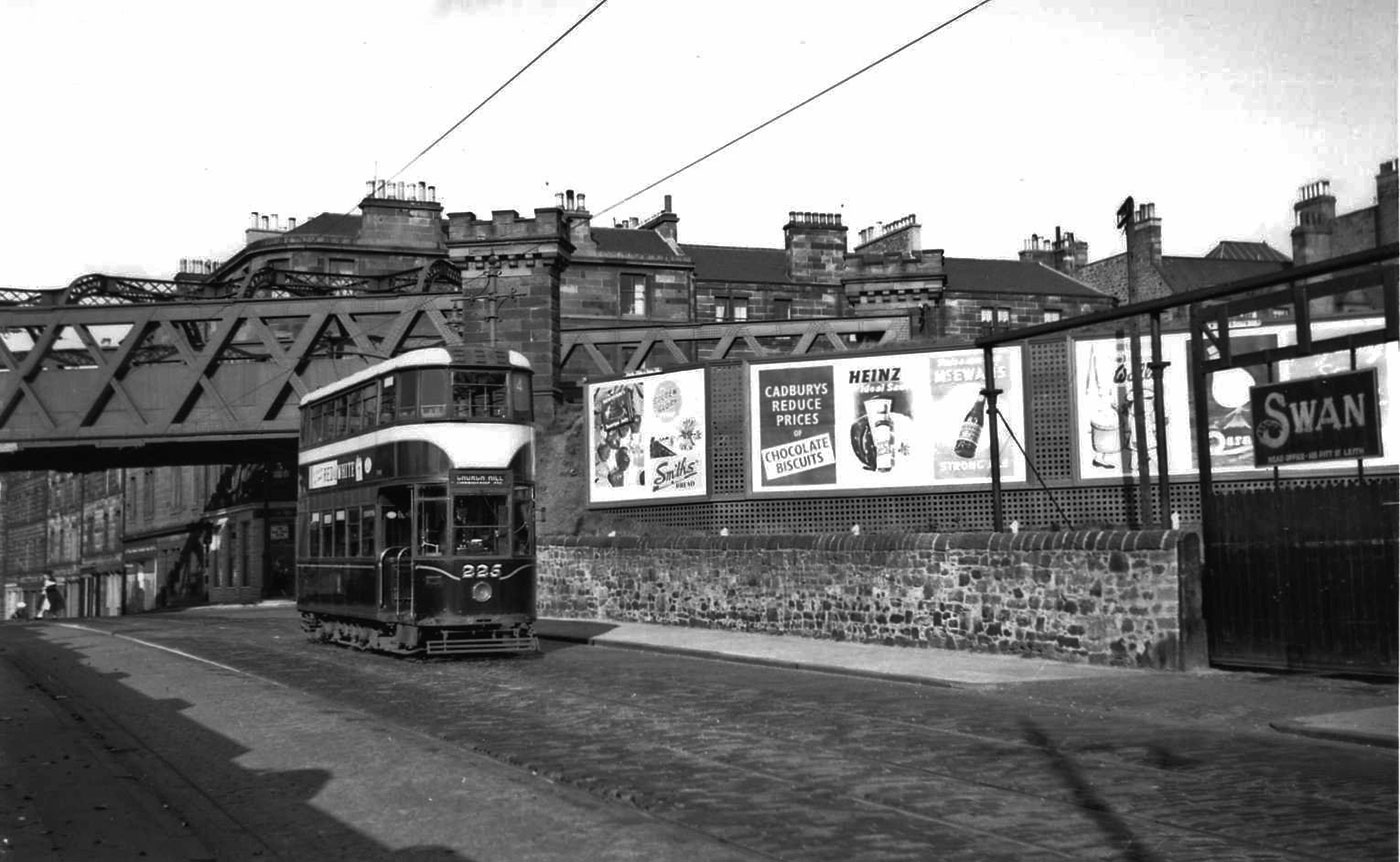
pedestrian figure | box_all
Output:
[41,575,64,620]
[9,601,28,621]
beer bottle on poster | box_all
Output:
[953,395,985,458]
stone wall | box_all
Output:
[538,530,1206,670]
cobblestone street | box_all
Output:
[4,609,1395,861]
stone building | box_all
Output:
[1062,158,1397,314]
[1,472,47,617]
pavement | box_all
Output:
[534,617,1400,750]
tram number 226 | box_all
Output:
[462,563,503,579]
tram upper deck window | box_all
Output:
[378,376,396,424]
[396,370,419,422]
[454,493,507,554]
[510,372,533,421]
[452,370,507,418]
[419,368,449,419]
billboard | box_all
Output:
[587,368,708,505]
[1073,316,1395,478]
[1250,369,1383,466]
[748,347,1025,494]
[1275,317,1397,469]
[1071,332,1192,479]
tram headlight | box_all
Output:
[471,581,493,603]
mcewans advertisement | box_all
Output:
[747,347,1025,494]
[587,368,708,505]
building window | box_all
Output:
[979,307,994,323]
[715,296,750,322]
[620,274,650,316]
[142,469,155,523]
[772,297,792,320]
[995,307,1011,324]
[1043,308,1062,323]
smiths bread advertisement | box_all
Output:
[748,348,1026,494]
[587,368,707,505]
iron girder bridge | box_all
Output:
[0,264,468,471]
[0,263,918,471]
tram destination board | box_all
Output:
[1249,368,1382,467]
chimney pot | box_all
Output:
[261,215,270,230]
[366,180,374,196]
[566,189,575,210]
[250,212,259,228]
[664,194,672,212]
[428,185,436,202]
[578,192,587,211]
[288,216,297,230]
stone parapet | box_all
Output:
[538,530,1204,670]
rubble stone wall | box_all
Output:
[538,530,1204,670]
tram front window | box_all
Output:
[454,494,506,555]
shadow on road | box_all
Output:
[1021,717,1163,862]
[1,623,477,861]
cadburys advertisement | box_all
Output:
[587,368,707,504]
[749,348,1025,494]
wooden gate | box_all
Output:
[1206,477,1398,675]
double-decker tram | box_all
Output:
[296,345,538,655]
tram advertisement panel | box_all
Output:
[1072,333,1192,479]
[747,347,1026,494]
[587,368,708,504]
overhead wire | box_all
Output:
[385,0,609,183]
[593,0,996,219]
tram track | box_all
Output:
[78,611,1394,862]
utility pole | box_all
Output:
[460,255,508,346]
[1117,197,1155,528]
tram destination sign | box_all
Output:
[1249,368,1382,467]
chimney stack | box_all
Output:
[784,210,849,284]
[1131,202,1162,267]
[1291,179,1337,265]
[1377,159,1398,246]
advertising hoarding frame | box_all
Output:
[743,342,1033,499]
[1065,315,1397,485]
[585,365,711,508]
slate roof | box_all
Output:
[286,213,362,239]
[591,228,685,259]
[1155,256,1289,293]
[941,257,1108,298]
[1204,240,1291,262]
[681,244,789,283]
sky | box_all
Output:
[0,0,1395,288]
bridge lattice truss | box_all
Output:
[0,264,913,470]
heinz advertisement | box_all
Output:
[749,348,1025,494]
[587,368,708,504]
